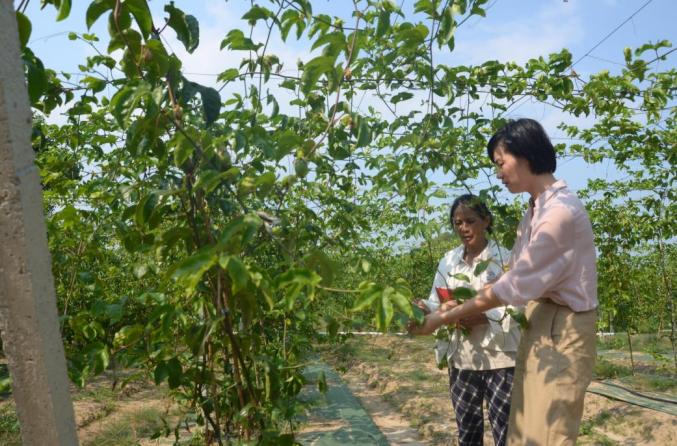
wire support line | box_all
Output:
[569,0,655,70]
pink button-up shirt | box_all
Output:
[492,180,598,312]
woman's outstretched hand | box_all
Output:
[408,311,444,335]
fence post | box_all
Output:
[0,1,79,444]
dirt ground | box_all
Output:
[322,335,677,446]
[1,337,674,445]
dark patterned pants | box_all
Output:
[449,367,514,446]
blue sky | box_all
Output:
[25,0,676,84]
[21,0,676,194]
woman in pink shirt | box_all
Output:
[410,118,598,445]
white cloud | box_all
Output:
[161,2,309,92]
[451,2,585,65]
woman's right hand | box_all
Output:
[438,300,458,313]
[408,312,444,336]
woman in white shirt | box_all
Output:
[416,194,521,446]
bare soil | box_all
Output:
[2,338,674,445]
[321,335,677,446]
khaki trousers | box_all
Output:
[507,299,597,446]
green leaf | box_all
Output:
[217,68,240,83]
[451,273,471,282]
[453,286,477,301]
[165,3,199,53]
[182,81,221,126]
[389,288,413,317]
[104,302,124,323]
[56,0,72,21]
[125,0,153,39]
[412,305,425,325]
[376,9,390,38]
[470,4,486,17]
[0,376,11,394]
[172,133,193,167]
[22,48,47,104]
[352,283,381,312]
[507,308,528,329]
[375,291,394,331]
[301,56,335,94]
[221,256,250,294]
[437,5,456,47]
[166,357,183,389]
[171,250,217,292]
[135,193,157,227]
[87,342,110,374]
[275,268,322,310]
[217,215,251,247]
[55,204,79,228]
[304,249,337,286]
[82,75,107,93]
[194,169,232,193]
[242,5,273,25]
[220,29,260,51]
[16,12,31,49]
[325,316,339,337]
[199,86,221,126]
[311,31,345,53]
[391,91,413,104]
[355,116,371,147]
[86,0,116,29]
[473,260,491,277]
[154,361,169,384]
[294,159,309,178]
[114,324,144,348]
[185,15,200,52]
[279,78,297,90]
[430,189,447,199]
[275,130,303,160]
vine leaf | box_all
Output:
[199,86,221,126]
[451,273,471,282]
[22,48,47,104]
[474,260,491,277]
[16,12,31,49]
[437,5,456,48]
[56,0,72,22]
[86,0,116,29]
[165,3,200,53]
[507,308,528,329]
[126,0,153,39]
[453,287,477,302]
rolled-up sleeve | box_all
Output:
[492,205,575,306]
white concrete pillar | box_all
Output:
[0,1,79,444]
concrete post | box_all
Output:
[0,1,79,444]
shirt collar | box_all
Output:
[529,179,567,210]
[458,240,497,266]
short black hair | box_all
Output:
[450,194,493,233]
[487,118,557,174]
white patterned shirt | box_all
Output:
[424,240,522,370]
